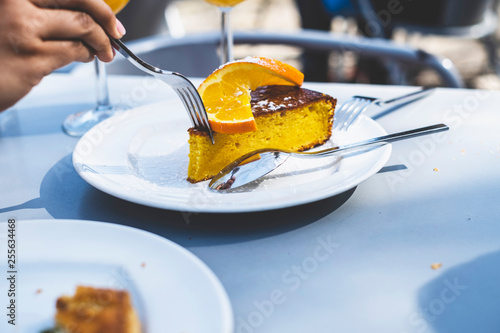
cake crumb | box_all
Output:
[431,263,442,270]
[36,289,43,295]
[433,168,439,172]
[141,262,146,268]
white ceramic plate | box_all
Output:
[0,219,233,333]
[73,100,391,213]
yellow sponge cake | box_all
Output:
[188,85,336,183]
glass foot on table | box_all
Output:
[62,105,127,137]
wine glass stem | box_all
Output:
[220,7,233,64]
[95,58,112,111]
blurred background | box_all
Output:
[115,0,500,89]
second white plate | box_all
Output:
[0,219,233,333]
[73,100,391,213]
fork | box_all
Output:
[110,38,215,143]
[209,123,449,190]
[333,87,435,131]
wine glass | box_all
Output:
[203,0,246,64]
[62,0,130,137]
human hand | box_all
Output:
[0,0,126,111]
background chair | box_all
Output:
[96,30,463,87]
[295,0,500,86]
[356,0,500,79]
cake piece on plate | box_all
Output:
[54,286,141,333]
[188,85,336,183]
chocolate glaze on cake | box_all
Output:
[251,85,335,116]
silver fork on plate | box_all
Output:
[209,123,450,190]
[110,38,214,143]
[334,87,435,131]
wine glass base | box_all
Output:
[62,105,127,137]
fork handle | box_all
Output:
[380,87,435,110]
[110,38,167,76]
[300,123,449,157]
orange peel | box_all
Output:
[198,57,304,134]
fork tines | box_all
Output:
[110,38,215,144]
[175,86,213,141]
[334,96,377,131]
[168,73,214,144]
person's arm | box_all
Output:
[0,0,126,111]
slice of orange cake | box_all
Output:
[187,57,336,183]
[188,85,336,182]
[54,286,142,333]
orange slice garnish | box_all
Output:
[198,57,304,134]
[204,0,246,7]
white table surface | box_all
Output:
[1,73,500,333]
